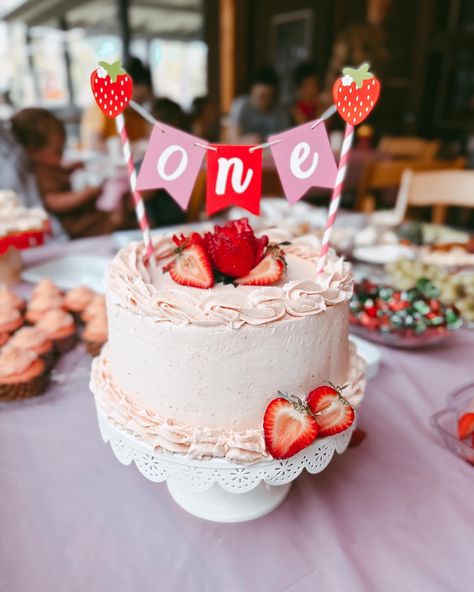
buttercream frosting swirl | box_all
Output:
[0,286,24,310]
[0,347,37,378]
[91,345,365,464]
[0,191,48,237]
[36,309,74,333]
[6,327,48,350]
[64,286,95,311]
[0,306,21,325]
[107,233,353,328]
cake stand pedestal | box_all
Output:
[96,406,355,523]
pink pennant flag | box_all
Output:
[268,121,337,204]
[206,145,262,216]
[136,123,207,210]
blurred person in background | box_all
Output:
[290,62,322,125]
[80,56,153,152]
[12,108,124,238]
[227,66,289,143]
[190,96,219,142]
[152,97,188,130]
[323,0,393,98]
[0,114,42,210]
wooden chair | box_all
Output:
[355,157,466,213]
[396,169,474,224]
[378,136,440,161]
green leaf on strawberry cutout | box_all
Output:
[98,60,127,83]
[342,62,373,89]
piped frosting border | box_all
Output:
[107,232,353,329]
[90,344,365,464]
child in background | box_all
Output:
[291,62,322,125]
[11,108,122,239]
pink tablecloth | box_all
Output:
[1,237,473,592]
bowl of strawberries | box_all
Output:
[350,278,463,348]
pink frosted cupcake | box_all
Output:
[83,313,108,356]
[36,309,77,353]
[82,294,106,323]
[6,326,55,369]
[63,286,96,320]
[0,347,49,401]
[31,279,63,299]
[0,286,26,313]
[0,306,24,334]
[25,293,64,324]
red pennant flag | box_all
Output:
[206,145,262,216]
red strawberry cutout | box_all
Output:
[333,62,380,126]
[90,60,133,119]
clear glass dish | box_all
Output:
[431,382,474,466]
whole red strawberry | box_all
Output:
[333,62,381,126]
[204,218,268,278]
[90,60,133,118]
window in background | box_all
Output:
[30,27,70,106]
[0,22,37,108]
[69,35,122,108]
[150,40,207,109]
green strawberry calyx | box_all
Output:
[342,62,374,89]
[98,60,127,83]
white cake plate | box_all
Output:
[96,406,355,523]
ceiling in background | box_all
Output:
[1,0,203,39]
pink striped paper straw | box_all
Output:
[115,113,154,262]
[316,123,354,273]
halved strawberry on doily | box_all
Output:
[90,60,133,118]
[263,394,319,459]
[307,384,355,437]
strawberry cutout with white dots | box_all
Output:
[333,62,381,126]
[90,60,133,118]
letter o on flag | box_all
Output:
[157,145,188,181]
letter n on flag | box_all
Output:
[206,145,262,216]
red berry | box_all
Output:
[167,243,214,289]
[458,412,474,440]
[204,218,268,278]
[263,397,318,459]
[235,248,285,286]
[307,385,355,437]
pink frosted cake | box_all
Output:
[91,220,365,463]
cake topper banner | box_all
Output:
[90,61,381,232]
[206,145,262,216]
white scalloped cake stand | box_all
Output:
[96,405,355,523]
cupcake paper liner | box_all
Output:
[0,367,50,402]
[52,331,78,354]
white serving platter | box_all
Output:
[348,334,381,380]
[22,255,109,293]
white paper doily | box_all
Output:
[96,405,355,522]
